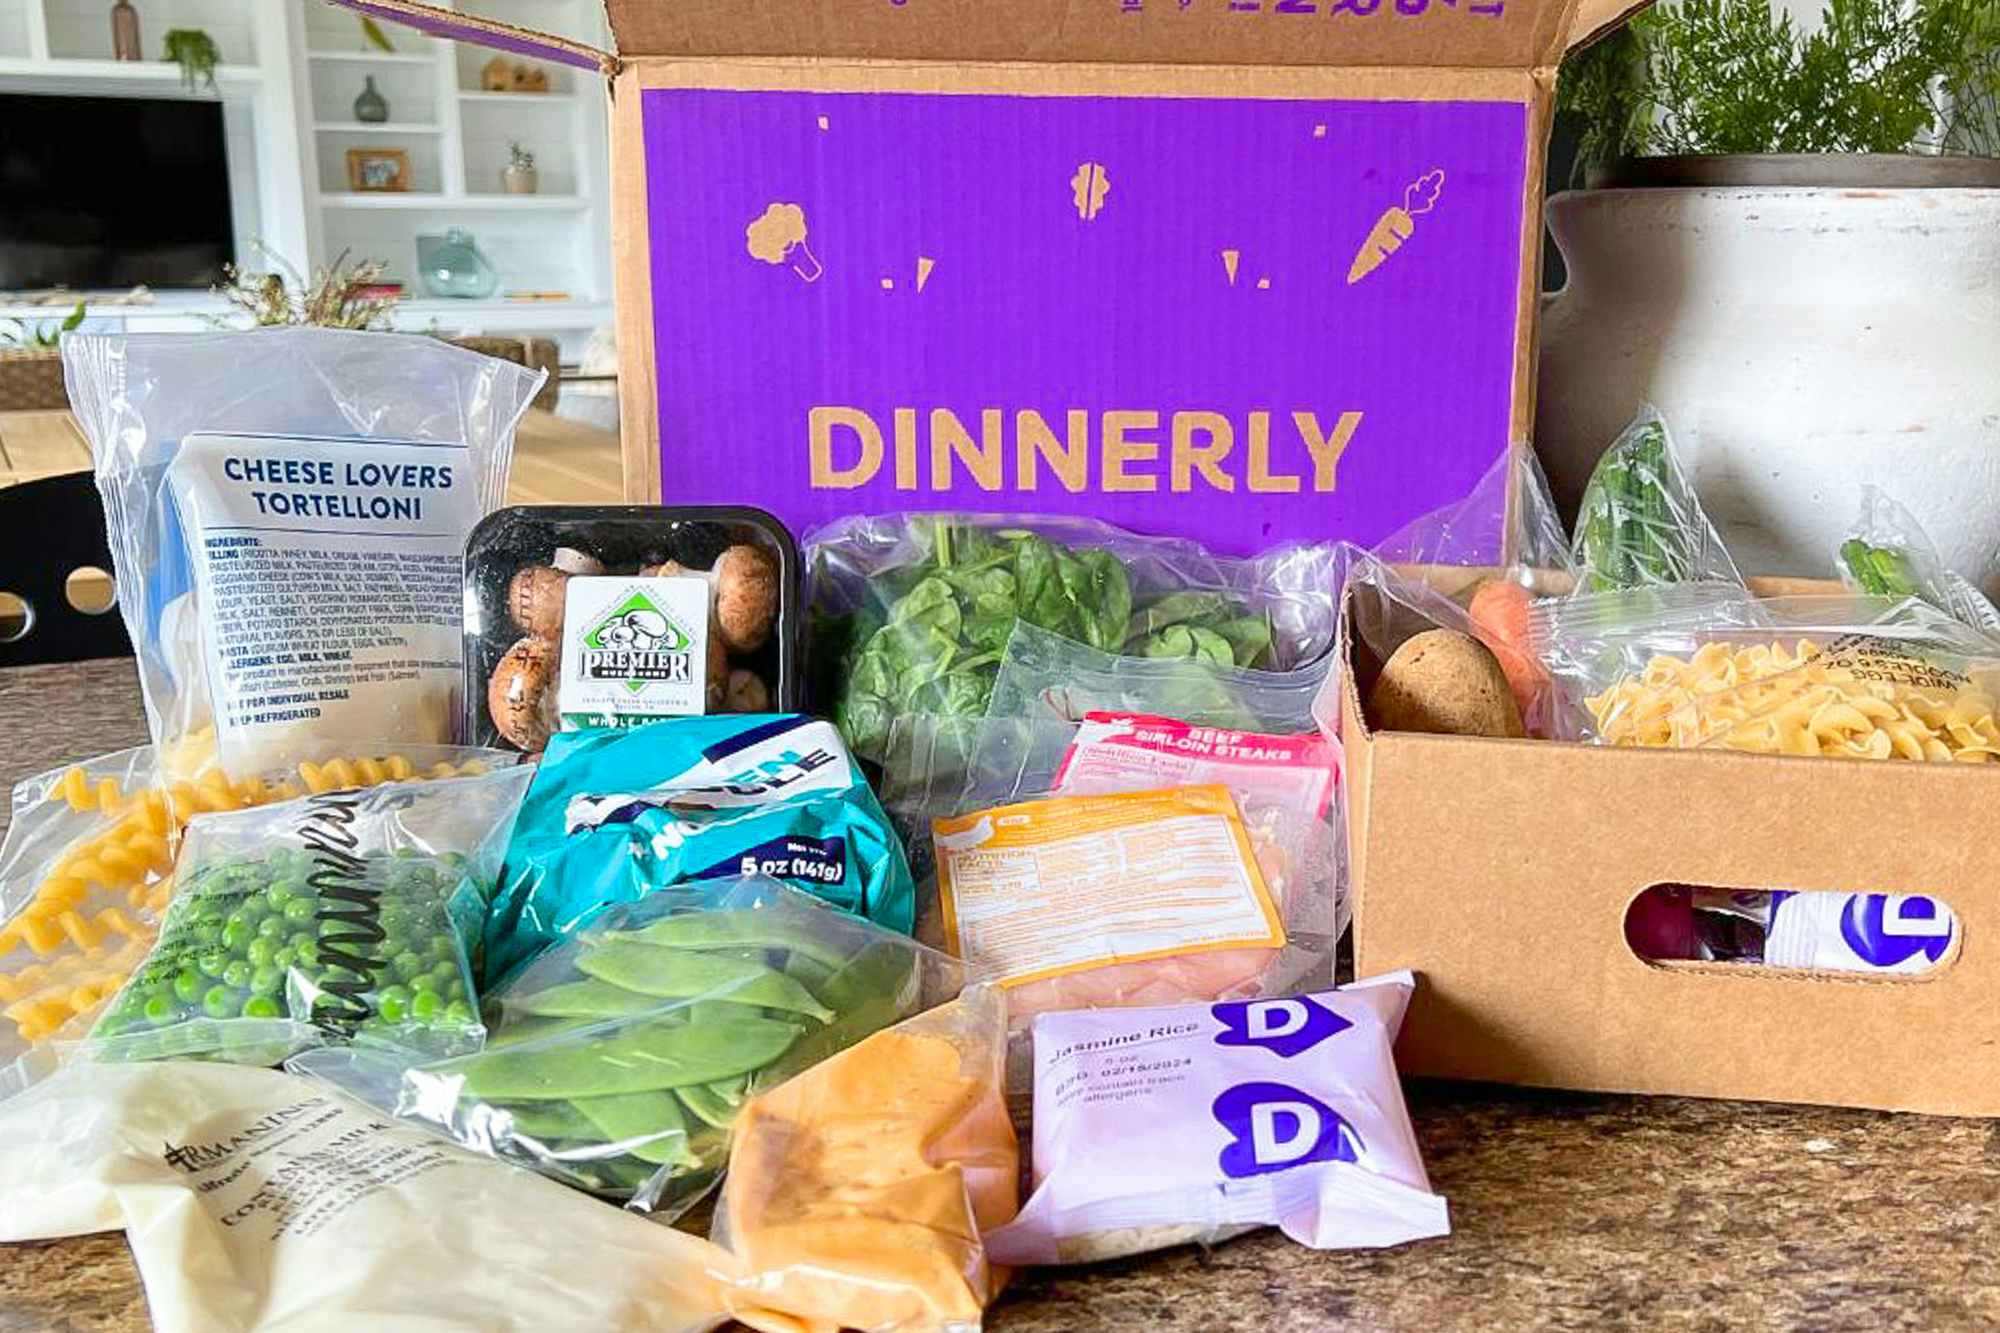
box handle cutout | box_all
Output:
[1625,884,1958,978]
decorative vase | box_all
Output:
[110,0,141,61]
[501,162,538,195]
[416,229,499,300]
[353,76,389,124]
[1536,154,2000,597]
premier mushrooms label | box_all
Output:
[638,87,1527,554]
[558,575,712,728]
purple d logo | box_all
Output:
[1213,1081,1364,1180]
[1840,893,1955,967]
[1211,995,1351,1059]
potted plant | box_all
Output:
[162,28,220,93]
[1538,0,2000,592]
[502,142,538,195]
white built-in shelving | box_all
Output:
[0,0,613,355]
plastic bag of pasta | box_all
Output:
[79,765,531,1068]
[0,745,515,1080]
[291,875,963,1219]
[1530,589,2000,759]
[66,327,542,776]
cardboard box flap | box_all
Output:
[1563,0,1649,51]
[605,0,1581,70]
[326,0,614,74]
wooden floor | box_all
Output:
[0,407,624,503]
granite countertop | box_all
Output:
[5,660,2000,1332]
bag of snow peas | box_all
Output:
[291,875,964,1218]
[83,766,532,1068]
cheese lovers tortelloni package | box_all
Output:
[0,1060,737,1333]
[66,328,541,775]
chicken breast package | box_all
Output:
[985,973,1449,1267]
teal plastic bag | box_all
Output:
[483,715,914,985]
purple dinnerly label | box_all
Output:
[641,88,1527,554]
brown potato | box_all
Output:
[1367,628,1525,739]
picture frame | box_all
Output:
[346,147,411,193]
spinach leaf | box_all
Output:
[1142,624,1236,667]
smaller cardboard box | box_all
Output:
[337,0,1640,557]
[1338,573,2000,1116]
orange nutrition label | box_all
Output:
[931,785,1285,990]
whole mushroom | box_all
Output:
[725,668,771,713]
[507,565,570,641]
[488,636,560,752]
[638,545,780,655]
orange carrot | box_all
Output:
[1467,578,1546,724]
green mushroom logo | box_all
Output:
[746,202,823,283]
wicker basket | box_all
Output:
[0,348,68,412]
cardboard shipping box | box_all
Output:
[339,0,1636,555]
[1339,574,2000,1117]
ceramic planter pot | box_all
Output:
[502,164,538,195]
[1536,154,2000,595]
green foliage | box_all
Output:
[0,301,84,349]
[819,519,1278,759]
[162,28,221,93]
[1558,0,2000,173]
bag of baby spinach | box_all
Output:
[290,875,964,1218]
[806,513,1344,763]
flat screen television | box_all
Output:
[0,93,235,290]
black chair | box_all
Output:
[0,470,132,667]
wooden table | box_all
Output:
[0,408,624,504]
[5,660,2000,1331]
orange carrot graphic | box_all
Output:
[1346,168,1445,285]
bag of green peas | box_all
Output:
[87,767,534,1067]
[289,874,964,1218]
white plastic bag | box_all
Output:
[0,1060,734,1333]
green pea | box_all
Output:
[143,993,175,1025]
[197,948,230,979]
[411,990,443,1023]
[221,919,252,953]
[410,971,440,996]
[223,960,252,989]
[284,899,315,925]
[172,969,204,1005]
[202,986,240,1020]
[378,990,410,1024]
[272,946,297,971]
[264,884,294,912]
[392,950,425,982]
[251,965,283,996]
[443,999,474,1025]
[243,996,282,1020]
[258,916,287,940]
[246,937,277,968]
[294,939,321,968]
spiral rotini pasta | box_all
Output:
[0,748,502,1049]
[1587,636,2000,761]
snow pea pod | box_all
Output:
[505,977,661,1020]
[576,942,835,1024]
[460,1013,800,1099]
[774,941,922,1076]
[675,1082,738,1129]
[621,909,850,970]
[571,1089,700,1168]
[494,1100,596,1141]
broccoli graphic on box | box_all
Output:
[746,202,824,283]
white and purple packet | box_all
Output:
[985,971,1449,1266]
